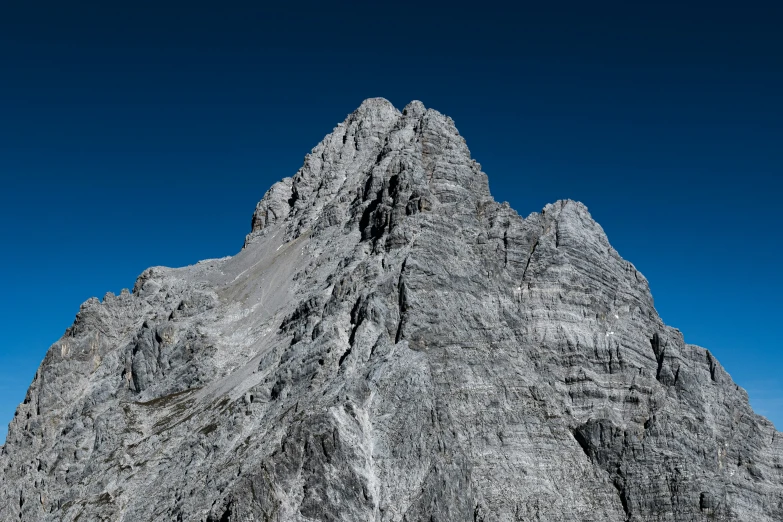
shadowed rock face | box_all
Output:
[1,98,781,521]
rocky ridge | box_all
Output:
[1,98,781,521]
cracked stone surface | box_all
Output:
[1,98,781,521]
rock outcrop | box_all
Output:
[1,98,781,521]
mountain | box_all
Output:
[1,99,780,521]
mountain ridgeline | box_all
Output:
[1,99,781,521]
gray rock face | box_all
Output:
[1,98,781,521]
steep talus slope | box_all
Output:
[1,98,781,521]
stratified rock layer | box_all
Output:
[2,99,781,521]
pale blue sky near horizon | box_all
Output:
[1,2,781,443]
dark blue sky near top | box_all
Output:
[1,1,781,442]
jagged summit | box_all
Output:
[2,100,780,521]
[248,98,488,248]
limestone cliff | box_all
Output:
[2,99,781,521]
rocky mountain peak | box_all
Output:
[248,98,489,248]
[2,99,780,522]
[352,96,400,119]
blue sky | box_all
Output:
[1,2,781,441]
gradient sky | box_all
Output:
[1,2,781,442]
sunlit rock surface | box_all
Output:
[2,98,781,521]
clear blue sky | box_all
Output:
[1,2,781,442]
